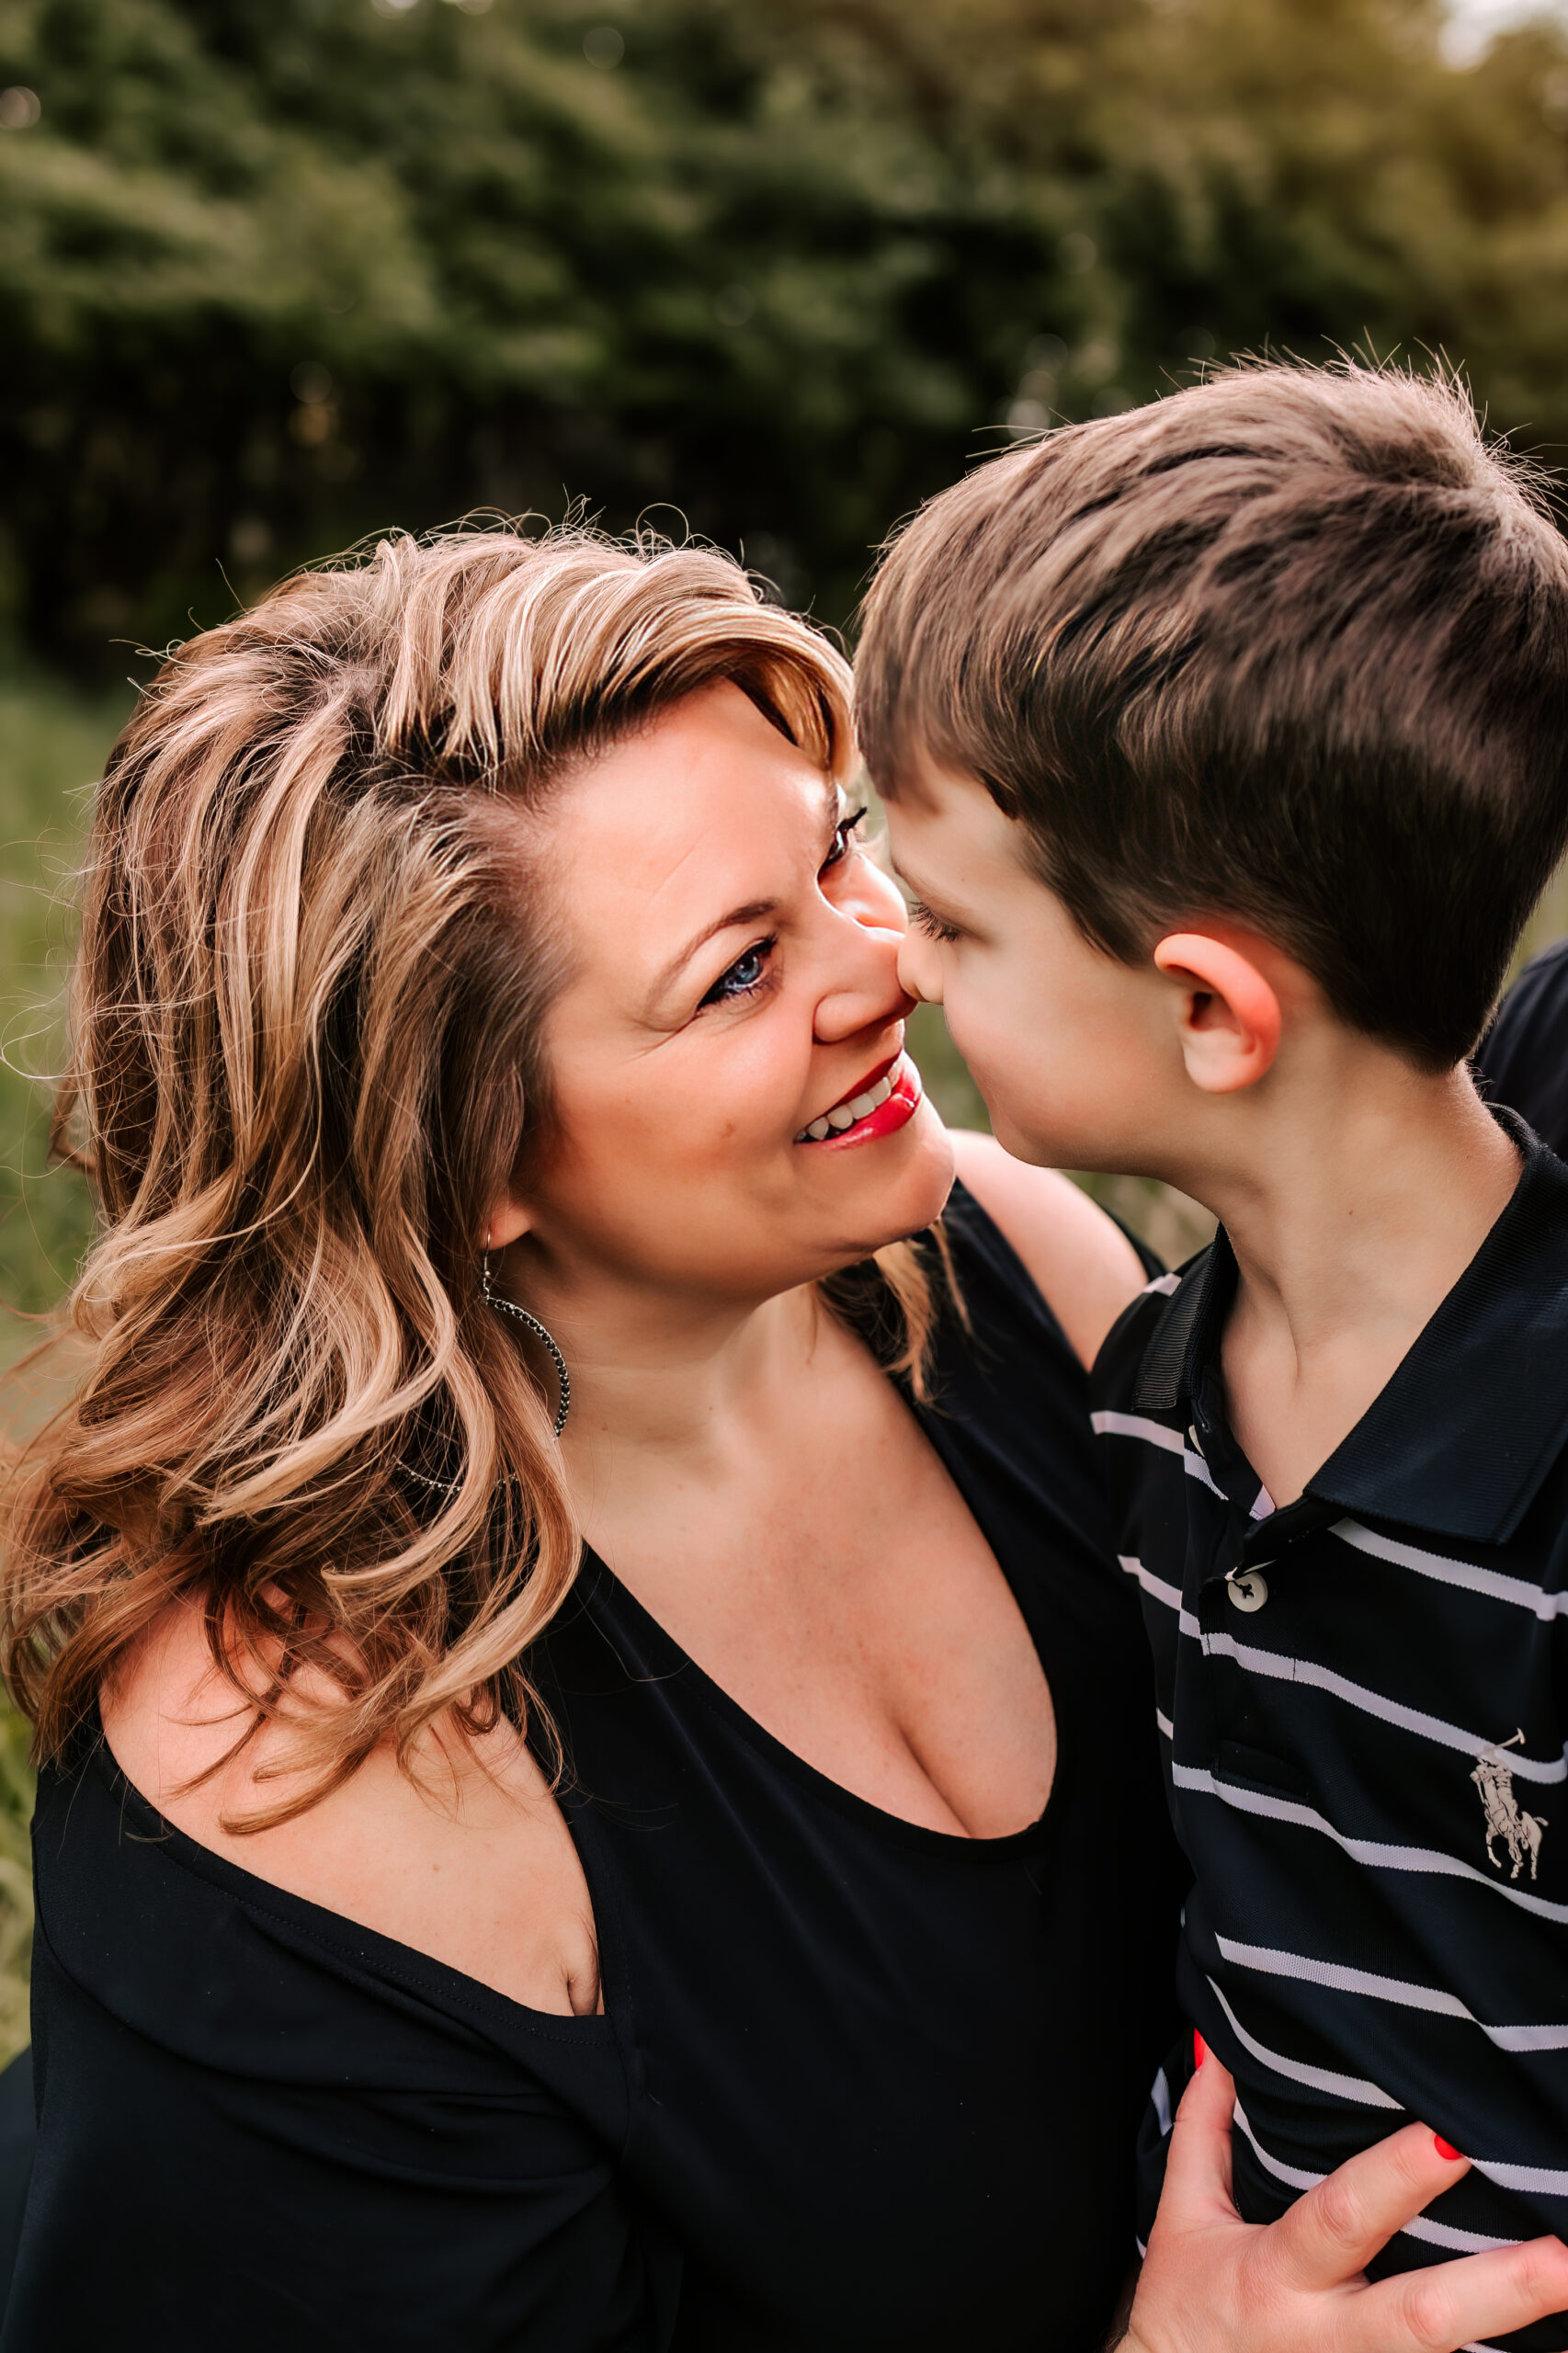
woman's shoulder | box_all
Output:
[97,1599,601,2019]
[944,1131,1149,1371]
[28,1668,661,2353]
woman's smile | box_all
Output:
[794,1049,924,1146]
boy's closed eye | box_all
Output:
[906,898,964,945]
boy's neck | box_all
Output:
[1191,1062,1522,1510]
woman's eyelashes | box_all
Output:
[697,809,867,1012]
[821,804,868,872]
[699,937,778,1008]
[908,899,961,945]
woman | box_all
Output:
[0,529,1548,2353]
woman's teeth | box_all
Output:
[799,1064,898,1142]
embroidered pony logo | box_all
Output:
[1471,1732,1548,1883]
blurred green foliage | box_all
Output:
[0,672,124,1344]
[0,676,127,2060]
[0,1712,33,2065]
[7,0,1568,665]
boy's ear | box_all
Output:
[1153,931,1282,1094]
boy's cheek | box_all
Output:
[943,992,1073,1161]
[949,983,1159,1167]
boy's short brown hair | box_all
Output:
[856,363,1568,1070]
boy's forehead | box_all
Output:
[882,757,1028,886]
[872,734,952,811]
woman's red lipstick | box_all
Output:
[794,1053,923,1150]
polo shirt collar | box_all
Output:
[1141,1113,1568,1547]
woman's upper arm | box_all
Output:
[26,1704,657,2349]
[101,1599,602,2018]
[947,1130,1147,1370]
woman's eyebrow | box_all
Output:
[647,782,841,1009]
[650,899,779,1005]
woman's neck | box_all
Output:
[507,1242,826,1479]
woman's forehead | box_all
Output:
[542,685,838,999]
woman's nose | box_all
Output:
[812,919,914,1044]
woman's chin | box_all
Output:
[805,1099,956,1245]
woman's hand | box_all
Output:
[1122,2044,1568,2353]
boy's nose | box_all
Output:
[897,926,944,1007]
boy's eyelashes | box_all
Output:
[908,899,962,945]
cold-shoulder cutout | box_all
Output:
[19,1742,667,2352]
[100,1597,602,2019]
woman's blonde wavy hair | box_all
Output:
[1,525,946,1825]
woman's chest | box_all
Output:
[587,1397,1057,1838]
[539,1579,1178,2353]
[627,1841,1123,2353]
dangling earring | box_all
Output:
[482,1230,571,1438]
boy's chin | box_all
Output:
[989,1097,1153,1176]
[987,1105,1075,1168]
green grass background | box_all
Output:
[0,672,133,2062]
[2,672,1566,2063]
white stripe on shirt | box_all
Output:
[1122,1553,1568,1779]
[1216,1936,1568,2052]
[1118,1555,1201,1637]
[1231,2103,1521,2251]
[1172,1762,1568,1927]
[1206,1976,1401,2108]
[1091,1410,1225,1499]
[1199,1632,1568,1784]
[1332,1518,1568,1622]
[1096,1404,1568,1624]
[1119,1555,1182,1611]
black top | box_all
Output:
[1092,1122,1568,2349]
[10,1186,1186,2353]
[1476,938,1568,1160]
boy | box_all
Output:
[857,364,1568,2344]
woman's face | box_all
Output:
[506,681,954,1304]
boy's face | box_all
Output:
[883,759,1181,1172]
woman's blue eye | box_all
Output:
[699,939,774,1007]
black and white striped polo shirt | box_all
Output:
[1093,1123,1568,2349]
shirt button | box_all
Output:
[1227,1571,1269,1612]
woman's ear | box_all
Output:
[485,1194,534,1251]
[1153,931,1282,1094]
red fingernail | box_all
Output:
[1194,2030,1207,2067]
[1435,2135,1464,2162]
